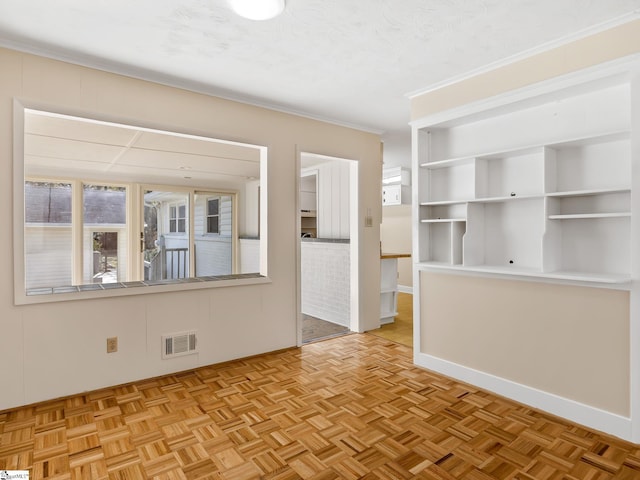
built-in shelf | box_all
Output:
[420,156,475,169]
[471,194,544,203]
[413,72,633,286]
[548,212,630,220]
[548,187,630,197]
[300,210,317,237]
[421,218,466,223]
[420,199,472,206]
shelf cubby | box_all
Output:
[421,203,467,223]
[423,161,475,203]
[424,221,466,265]
[464,198,545,271]
[546,190,630,218]
[547,132,631,193]
[475,147,545,199]
[544,216,630,278]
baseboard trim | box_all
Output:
[414,351,632,442]
[397,285,413,294]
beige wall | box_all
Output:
[412,19,640,120]
[0,47,382,410]
[411,20,640,420]
[380,204,412,288]
[421,272,630,415]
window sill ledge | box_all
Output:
[18,273,270,305]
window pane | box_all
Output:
[143,190,189,280]
[195,193,232,276]
[25,181,72,224]
[83,185,126,224]
[83,185,127,284]
[207,216,219,234]
[24,181,73,289]
[208,198,219,216]
[91,232,119,284]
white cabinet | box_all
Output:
[413,66,635,285]
[382,184,410,205]
[382,166,411,205]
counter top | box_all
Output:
[381,253,411,259]
[302,238,350,243]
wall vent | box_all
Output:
[162,331,197,359]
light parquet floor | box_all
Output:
[367,293,413,347]
[1,334,640,479]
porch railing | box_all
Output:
[145,246,189,280]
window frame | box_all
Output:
[169,202,187,234]
[14,101,269,305]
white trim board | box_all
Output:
[397,285,413,294]
[414,352,632,442]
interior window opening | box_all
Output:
[17,107,267,302]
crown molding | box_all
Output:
[406,10,640,99]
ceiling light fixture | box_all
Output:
[228,0,285,20]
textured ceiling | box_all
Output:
[1,1,639,148]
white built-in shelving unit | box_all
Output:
[413,66,636,286]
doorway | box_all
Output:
[297,152,359,344]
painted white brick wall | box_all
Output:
[301,241,350,326]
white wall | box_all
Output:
[240,180,260,238]
[0,47,382,410]
[316,161,350,239]
[239,238,260,273]
[382,131,412,169]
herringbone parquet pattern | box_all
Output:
[1,334,639,479]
